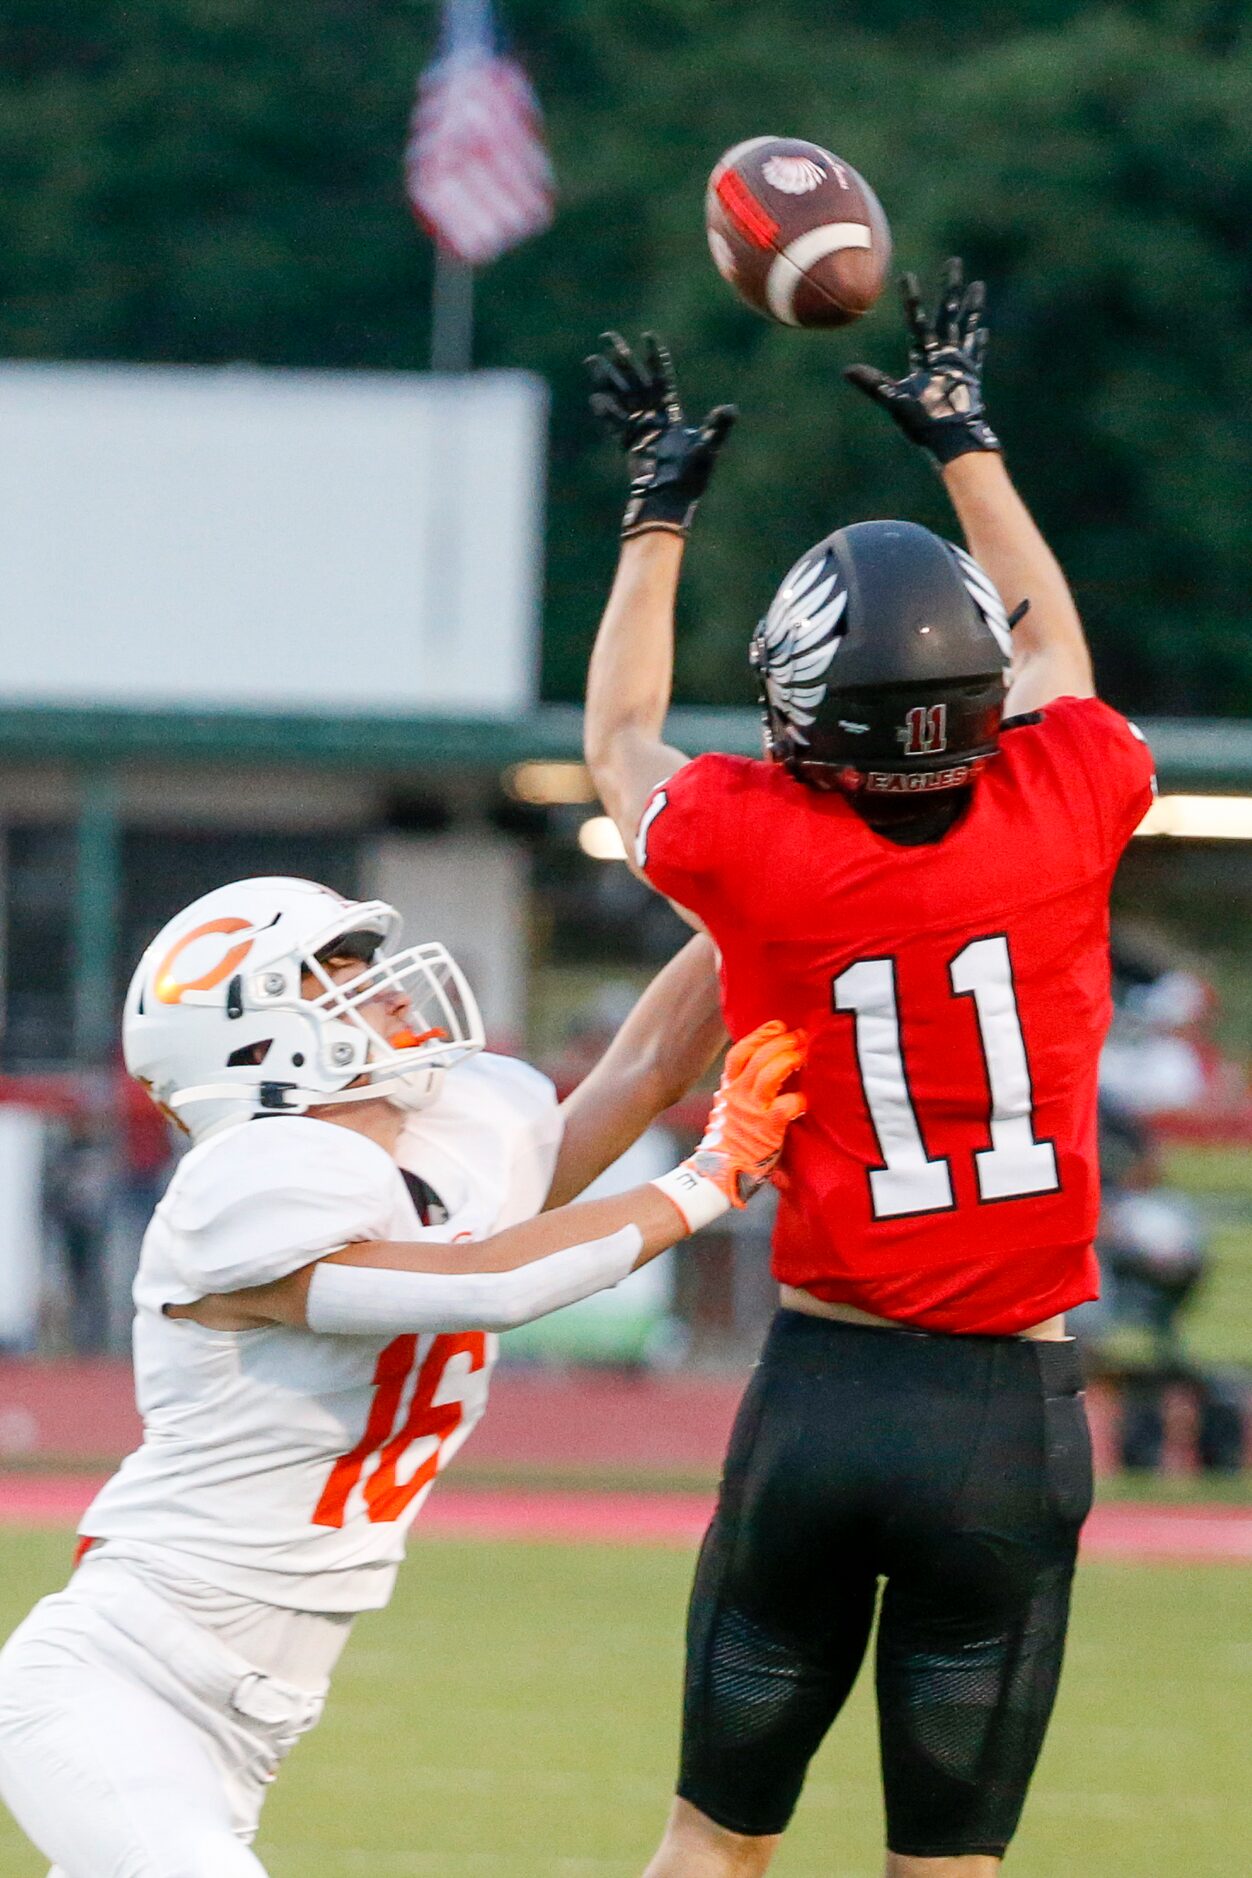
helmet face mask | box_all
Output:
[124,878,484,1141]
[751,521,1013,798]
[299,927,480,1097]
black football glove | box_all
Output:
[844,257,1000,466]
[586,331,737,539]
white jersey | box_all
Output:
[80,1055,561,1613]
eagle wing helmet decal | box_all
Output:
[950,544,1014,663]
[750,520,1011,791]
[753,548,848,746]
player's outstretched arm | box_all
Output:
[585,528,689,848]
[582,333,736,852]
[184,1022,804,1335]
[845,258,1094,714]
[942,452,1093,714]
[545,933,728,1210]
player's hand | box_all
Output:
[843,257,1000,465]
[690,1020,807,1207]
[585,331,737,539]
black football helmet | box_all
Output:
[750,519,1014,795]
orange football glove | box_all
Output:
[651,1021,807,1232]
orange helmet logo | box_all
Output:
[154,917,255,1005]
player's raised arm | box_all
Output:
[177,1021,803,1336]
[544,933,727,1210]
[845,258,1094,715]
[582,332,736,848]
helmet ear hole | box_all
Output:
[227,1040,272,1069]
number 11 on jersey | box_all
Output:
[834,934,1059,1220]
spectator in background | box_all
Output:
[113,1054,177,1262]
[1101,928,1245,1121]
[46,1113,115,1355]
[1093,935,1249,1468]
[1081,1092,1245,1472]
[1095,1091,1208,1365]
[118,1055,177,1212]
[1099,1182,1208,1357]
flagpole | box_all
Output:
[430,247,475,373]
[424,246,472,684]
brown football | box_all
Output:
[705,136,891,328]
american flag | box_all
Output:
[405,0,554,267]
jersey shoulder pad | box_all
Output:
[395,1053,563,1234]
[638,751,760,837]
[636,753,774,911]
[1009,694,1156,860]
[158,1117,398,1294]
[455,1052,558,1122]
[666,750,769,804]
[163,1117,393,1232]
[1035,695,1156,794]
[1039,693,1149,746]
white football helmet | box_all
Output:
[123,876,484,1141]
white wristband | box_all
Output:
[650,1164,730,1235]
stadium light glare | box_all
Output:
[578,815,628,861]
[1135,794,1252,840]
[503,761,598,806]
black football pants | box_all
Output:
[677,1309,1092,1859]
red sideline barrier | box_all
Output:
[0,1361,142,1462]
[0,1361,1230,1477]
[0,1360,751,1473]
[0,1474,1248,1563]
[1155,1108,1252,1145]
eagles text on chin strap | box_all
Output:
[586,330,737,538]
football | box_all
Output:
[705,136,891,328]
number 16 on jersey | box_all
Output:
[834,934,1059,1220]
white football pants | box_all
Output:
[0,1556,335,1878]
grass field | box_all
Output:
[0,1528,1246,1877]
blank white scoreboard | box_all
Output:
[0,361,547,717]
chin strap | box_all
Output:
[166,1082,295,1119]
[167,1058,447,1128]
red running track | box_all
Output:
[0,1473,1248,1563]
[9,1360,1243,1476]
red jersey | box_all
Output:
[639,696,1156,1334]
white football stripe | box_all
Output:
[765,223,872,325]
